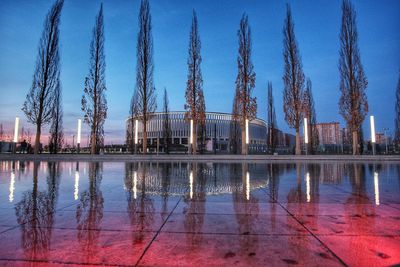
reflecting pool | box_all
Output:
[0,161,399,266]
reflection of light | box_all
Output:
[374,171,380,206]
[13,117,19,143]
[133,171,137,199]
[134,119,138,144]
[306,172,310,203]
[370,116,376,143]
[74,171,79,200]
[304,118,308,144]
[9,171,15,202]
[246,171,250,200]
[245,119,249,144]
[189,171,193,199]
[77,119,82,144]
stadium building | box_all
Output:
[126,111,268,153]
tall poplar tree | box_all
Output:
[338,0,368,155]
[282,4,305,155]
[184,10,206,155]
[234,14,257,155]
[49,81,64,153]
[303,78,319,154]
[82,4,107,154]
[22,0,64,154]
[133,0,157,154]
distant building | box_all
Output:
[375,133,386,145]
[315,122,341,145]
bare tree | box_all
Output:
[49,80,64,153]
[133,0,157,154]
[303,78,319,154]
[267,82,277,154]
[82,4,107,155]
[184,10,206,155]
[282,4,305,155]
[394,72,400,149]
[338,0,368,155]
[234,14,257,155]
[162,88,172,154]
[22,0,64,154]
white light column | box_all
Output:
[134,119,138,154]
[370,115,376,155]
[190,119,193,154]
[304,117,308,155]
[77,119,82,153]
[245,119,249,144]
[13,117,19,154]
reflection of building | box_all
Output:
[126,111,268,152]
[315,122,341,145]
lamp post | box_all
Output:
[370,116,376,155]
[304,117,308,155]
[13,117,19,153]
[77,119,81,153]
[72,134,75,153]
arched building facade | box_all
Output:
[126,111,267,153]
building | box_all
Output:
[126,111,268,153]
[315,122,341,145]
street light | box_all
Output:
[370,116,376,155]
[304,117,308,155]
[77,119,81,153]
[245,118,249,144]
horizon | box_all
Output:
[0,0,399,145]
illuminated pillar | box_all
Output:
[370,116,376,155]
[304,117,308,155]
[77,119,82,153]
[13,117,19,153]
[134,119,138,154]
[190,119,193,154]
[245,119,249,145]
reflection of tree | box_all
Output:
[15,161,61,259]
[232,163,259,255]
[287,163,305,203]
[183,163,206,247]
[160,163,171,221]
[124,162,155,243]
[76,162,104,257]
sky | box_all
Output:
[0,0,399,145]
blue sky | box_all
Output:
[0,0,399,145]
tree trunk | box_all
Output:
[295,129,301,155]
[91,131,97,154]
[143,120,147,154]
[34,123,41,154]
[241,127,247,155]
[352,130,358,155]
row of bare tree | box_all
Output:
[21,0,400,155]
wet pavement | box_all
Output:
[0,161,399,266]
